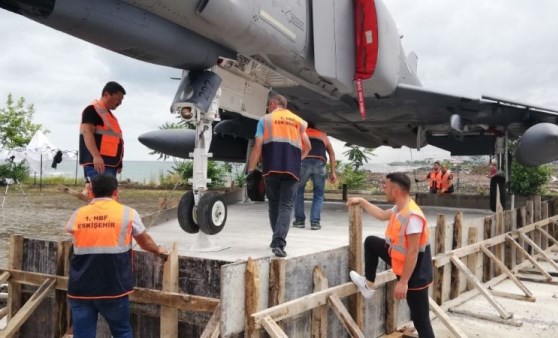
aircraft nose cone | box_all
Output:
[515,123,558,167]
[138,129,196,159]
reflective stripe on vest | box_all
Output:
[305,128,327,162]
[69,199,133,255]
[384,199,429,276]
[261,109,305,179]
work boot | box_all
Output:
[272,247,287,257]
[310,221,321,230]
[292,220,305,228]
[349,271,375,299]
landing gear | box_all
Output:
[173,69,228,235]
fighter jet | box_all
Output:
[2,0,557,234]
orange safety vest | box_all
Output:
[439,171,453,191]
[304,128,328,162]
[66,199,135,299]
[385,199,433,289]
[428,170,442,190]
[79,100,124,168]
[261,109,306,179]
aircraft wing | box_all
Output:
[279,83,558,158]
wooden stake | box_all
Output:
[8,235,23,323]
[385,281,399,334]
[495,212,505,275]
[448,308,521,327]
[55,240,71,338]
[483,216,492,282]
[312,266,328,338]
[348,206,364,330]
[466,227,479,290]
[161,243,179,338]
[268,259,285,307]
[433,214,446,304]
[541,202,549,250]
[489,290,535,302]
[450,212,463,299]
[245,257,260,338]
[328,294,365,338]
[450,254,512,319]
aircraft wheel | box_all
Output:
[489,173,507,212]
[177,191,200,234]
[197,192,227,235]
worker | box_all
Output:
[415,161,441,193]
[438,165,454,194]
[487,161,497,178]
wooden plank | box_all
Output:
[200,307,221,338]
[449,255,512,319]
[448,308,522,327]
[245,257,260,338]
[428,298,467,338]
[526,200,534,255]
[327,294,365,338]
[534,195,542,222]
[489,290,536,302]
[0,272,10,284]
[348,206,364,330]
[434,215,558,268]
[466,227,479,290]
[518,232,558,272]
[161,243,179,338]
[312,266,328,338]
[479,245,533,297]
[433,214,446,304]
[385,281,399,334]
[8,235,23,323]
[0,307,8,320]
[252,270,397,328]
[483,216,492,282]
[518,268,558,278]
[450,212,463,299]
[504,211,513,269]
[260,316,288,338]
[506,236,552,281]
[1,268,220,312]
[516,275,558,285]
[537,226,558,249]
[517,207,527,265]
[1,278,56,337]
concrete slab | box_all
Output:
[147,201,493,262]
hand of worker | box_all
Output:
[330,172,337,184]
[157,245,168,255]
[346,197,362,207]
[394,280,408,300]
[93,155,105,173]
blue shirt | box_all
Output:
[255,118,264,137]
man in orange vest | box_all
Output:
[79,81,126,197]
[293,121,337,230]
[247,94,311,257]
[438,165,454,194]
[416,161,441,193]
[65,174,167,337]
[347,173,435,338]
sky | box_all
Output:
[1,0,557,162]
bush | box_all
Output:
[509,160,552,196]
[172,160,227,188]
[0,161,29,181]
[339,164,367,190]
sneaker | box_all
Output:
[292,220,305,228]
[349,271,375,299]
[272,247,287,257]
[310,222,321,230]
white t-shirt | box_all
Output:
[391,206,425,235]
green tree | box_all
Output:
[0,94,42,148]
[172,160,227,188]
[343,145,375,171]
[509,160,552,196]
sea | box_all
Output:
[47,160,422,184]
[51,159,178,184]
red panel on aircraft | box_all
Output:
[354,0,379,80]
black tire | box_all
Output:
[177,191,199,234]
[197,192,227,235]
[489,173,507,212]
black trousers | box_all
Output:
[364,236,435,338]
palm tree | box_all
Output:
[343,144,375,171]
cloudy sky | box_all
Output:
[1,0,557,163]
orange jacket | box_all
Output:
[385,199,433,289]
[428,170,442,190]
[439,171,453,191]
